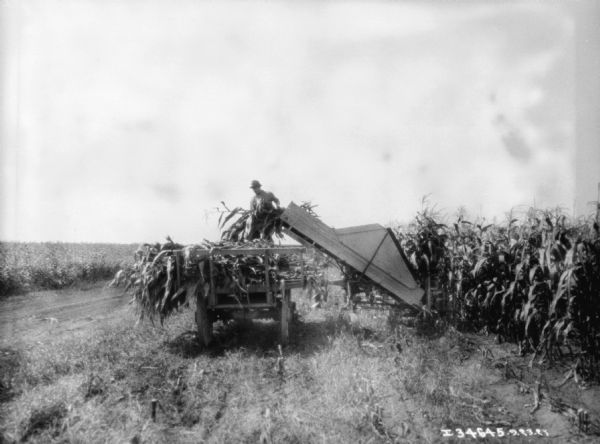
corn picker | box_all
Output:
[279,202,424,310]
[123,202,423,346]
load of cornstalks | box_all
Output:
[112,238,309,324]
[217,201,319,242]
[218,202,284,242]
[112,202,324,323]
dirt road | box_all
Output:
[0,282,131,345]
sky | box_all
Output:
[0,0,597,243]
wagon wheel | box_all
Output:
[195,283,213,347]
[280,282,292,345]
[291,301,299,324]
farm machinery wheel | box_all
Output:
[280,284,292,345]
[195,283,213,347]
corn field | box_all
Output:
[395,203,600,381]
[0,242,136,297]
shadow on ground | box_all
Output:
[0,347,22,404]
[166,312,349,359]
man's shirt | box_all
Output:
[250,189,280,214]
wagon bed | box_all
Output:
[194,245,306,346]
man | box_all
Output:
[249,180,280,213]
[246,180,282,240]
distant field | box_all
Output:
[0,242,137,298]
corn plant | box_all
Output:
[395,204,600,381]
[218,202,285,242]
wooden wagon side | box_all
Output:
[195,246,306,346]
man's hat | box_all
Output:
[250,180,262,189]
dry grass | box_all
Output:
[1,292,547,443]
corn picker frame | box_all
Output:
[193,245,306,346]
[280,202,424,309]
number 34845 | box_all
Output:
[441,428,550,438]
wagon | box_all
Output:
[193,245,306,346]
[192,201,424,346]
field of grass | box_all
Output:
[0,288,511,443]
[6,285,597,444]
[0,242,137,298]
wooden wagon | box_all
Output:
[193,245,306,346]
[191,201,423,346]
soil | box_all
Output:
[454,332,600,443]
[0,282,130,345]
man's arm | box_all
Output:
[270,192,280,209]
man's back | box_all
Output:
[250,189,279,214]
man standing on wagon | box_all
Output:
[246,180,282,240]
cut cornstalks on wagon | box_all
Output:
[120,240,306,346]
[119,202,423,346]
[193,244,306,346]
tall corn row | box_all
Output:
[396,205,600,381]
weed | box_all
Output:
[0,348,21,403]
[19,402,67,442]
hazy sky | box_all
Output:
[0,0,591,243]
